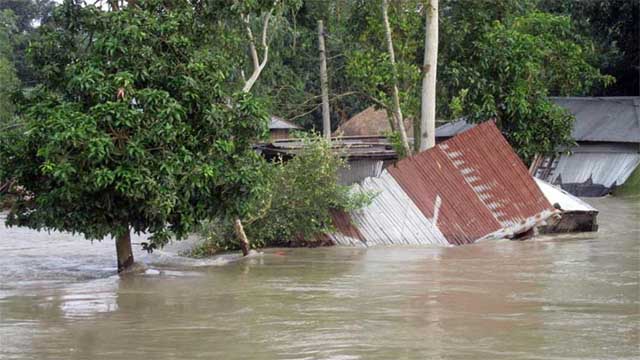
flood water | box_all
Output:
[0,197,638,359]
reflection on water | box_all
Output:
[0,197,638,359]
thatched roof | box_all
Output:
[333,106,414,137]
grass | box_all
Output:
[614,165,640,198]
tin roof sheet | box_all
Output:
[330,121,555,246]
[547,151,640,189]
[550,97,640,143]
[269,116,301,130]
[434,118,475,138]
[534,178,597,213]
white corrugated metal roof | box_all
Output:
[330,170,449,247]
[435,118,475,138]
[549,152,640,188]
[269,116,301,130]
[535,178,597,212]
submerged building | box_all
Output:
[329,122,557,246]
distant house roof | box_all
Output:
[550,97,640,143]
[434,97,640,144]
[269,116,301,130]
[435,118,475,138]
[333,106,414,137]
[257,136,397,161]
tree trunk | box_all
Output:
[234,218,250,256]
[116,230,134,273]
[419,0,439,152]
[382,0,412,156]
[318,20,331,140]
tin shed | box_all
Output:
[531,97,640,196]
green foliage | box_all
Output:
[614,166,640,198]
[198,133,373,252]
[344,0,422,127]
[447,12,612,162]
[0,9,19,124]
[540,0,639,96]
[0,0,55,85]
[258,0,617,163]
[0,0,270,247]
[250,0,374,130]
[384,130,407,159]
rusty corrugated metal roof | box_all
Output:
[330,121,555,246]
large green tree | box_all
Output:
[0,9,19,124]
[0,0,55,85]
[0,0,270,271]
[252,0,614,161]
[540,0,639,96]
[341,0,611,161]
[446,11,613,161]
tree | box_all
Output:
[196,133,374,253]
[381,0,411,155]
[540,0,639,96]
[447,12,613,161]
[0,9,19,124]
[0,0,270,272]
[0,0,55,85]
[418,0,437,151]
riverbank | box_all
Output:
[614,165,640,197]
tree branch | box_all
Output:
[241,1,278,93]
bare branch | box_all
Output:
[241,1,278,93]
[382,0,411,155]
[241,13,260,72]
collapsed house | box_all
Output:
[329,122,557,246]
[259,113,599,243]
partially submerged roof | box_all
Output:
[550,97,640,143]
[269,116,301,130]
[534,178,597,213]
[535,149,640,197]
[333,106,414,137]
[330,121,555,246]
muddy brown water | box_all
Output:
[0,197,638,359]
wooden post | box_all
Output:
[234,218,250,256]
[116,230,134,273]
[318,20,331,140]
[419,0,438,152]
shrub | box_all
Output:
[196,133,374,253]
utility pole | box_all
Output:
[318,20,331,140]
[419,0,438,151]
